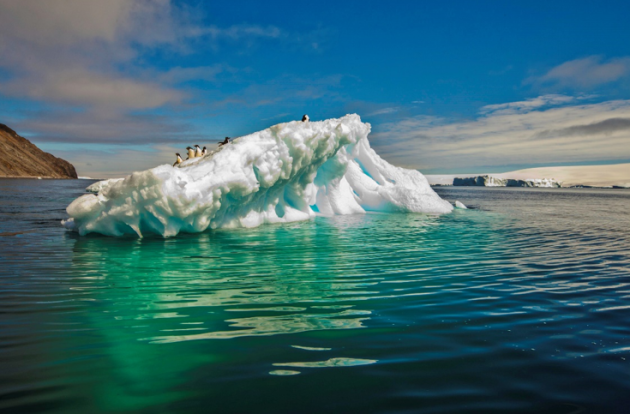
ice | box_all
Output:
[63,114,453,237]
[455,200,467,209]
[85,178,124,193]
[452,175,561,188]
[524,178,560,188]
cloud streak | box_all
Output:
[14,109,196,144]
[372,95,630,172]
[3,70,185,109]
[528,56,630,89]
[534,117,630,139]
[368,107,399,116]
[479,94,578,114]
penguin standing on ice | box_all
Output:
[186,146,195,159]
[173,153,183,167]
[218,137,230,147]
[194,145,202,157]
[302,114,309,122]
[202,146,207,156]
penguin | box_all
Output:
[218,137,230,147]
[202,146,207,156]
[194,145,202,157]
[302,114,309,122]
[173,153,183,167]
[186,146,195,160]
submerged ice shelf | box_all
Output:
[63,114,453,237]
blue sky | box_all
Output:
[1,0,629,177]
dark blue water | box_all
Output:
[1,178,629,413]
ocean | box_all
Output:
[1,178,629,413]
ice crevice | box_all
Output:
[63,114,453,237]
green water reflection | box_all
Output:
[61,214,445,412]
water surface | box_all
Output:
[1,179,629,413]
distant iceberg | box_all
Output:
[63,114,452,237]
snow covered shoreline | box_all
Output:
[63,115,452,237]
[426,163,630,188]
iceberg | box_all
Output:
[63,115,452,237]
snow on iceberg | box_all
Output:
[85,178,124,193]
[63,114,453,237]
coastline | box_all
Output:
[0,176,78,180]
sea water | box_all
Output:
[1,178,629,413]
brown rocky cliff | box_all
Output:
[0,123,77,178]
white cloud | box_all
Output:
[372,95,630,171]
[0,0,191,110]
[530,56,630,89]
[0,1,286,111]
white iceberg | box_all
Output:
[63,114,452,237]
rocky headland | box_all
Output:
[0,123,77,179]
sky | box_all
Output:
[1,0,629,178]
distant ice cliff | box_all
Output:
[63,115,452,237]
[453,175,561,188]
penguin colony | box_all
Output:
[173,115,309,167]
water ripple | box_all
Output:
[1,182,630,413]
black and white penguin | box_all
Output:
[194,145,202,157]
[202,146,207,156]
[218,137,230,147]
[173,153,183,167]
[186,146,195,160]
[302,114,309,122]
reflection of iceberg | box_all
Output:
[149,309,371,343]
[68,216,387,345]
[273,357,377,368]
[269,370,301,376]
[63,114,452,237]
[66,212,443,345]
